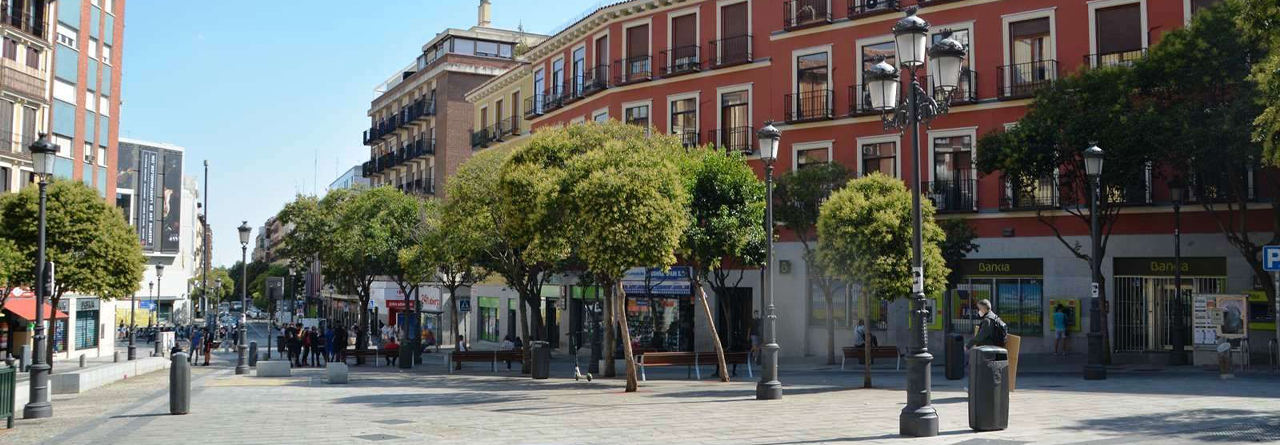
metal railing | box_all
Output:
[848,84,880,116]
[471,129,491,149]
[784,0,831,30]
[361,160,373,178]
[997,60,1058,99]
[2,65,45,102]
[614,56,653,85]
[1,364,13,429]
[707,126,755,154]
[583,64,610,95]
[709,35,753,68]
[674,128,700,148]
[542,88,565,112]
[564,76,586,103]
[1000,175,1059,210]
[524,94,546,118]
[496,117,516,140]
[661,45,701,76]
[785,89,834,122]
[924,178,978,213]
[927,69,978,104]
[848,0,898,19]
[1084,49,1146,69]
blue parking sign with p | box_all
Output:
[1264,245,1280,272]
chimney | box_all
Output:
[478,0,492,28]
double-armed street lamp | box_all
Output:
[23,134,58,419]
[1083,145,1108,380]
[863,7,968,437]
[236,221,252,375]
[1168,178,1189,365]
[756,122,782,401]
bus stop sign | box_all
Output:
[1264,246,1280,272]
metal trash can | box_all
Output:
[968,346,1009,431]
[531,341,551,380]
[945,334,965,380]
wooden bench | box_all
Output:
[343,348,400,366]
[841,346,901,370]
[638,351,752,381]
[448,350,524,373]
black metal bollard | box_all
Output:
[248,341,258,367]
[170,352,190,415]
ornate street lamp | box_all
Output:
[872,7,968,437]
[236,221,252,375]
[756,122,782,400]
[1168,178,1188,366]
[1083,145,1107,381]
[23,134,58,419]
[155,264,164,328]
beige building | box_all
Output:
[0,1,53,194]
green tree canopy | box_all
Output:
[0,237,22,311]
[1235,0,1280,163]
[189,267,234,303]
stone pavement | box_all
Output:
[3,353,1279,445]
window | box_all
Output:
[3,39,15,60]
[475,40,500,57]
[572,46,586,95]
[26,47,39,69]
[625,104,649,128]
[670,96,697,147]
[533,68,545,112]
[511,91,520,131]
[796,144,830,170]
[552,58,565,98]
[594,35,608,76]
[930,132,976,211]
[0,166,9,192]
[75,305,100,349]
[53,100,75,137]
[931,28,972,99]
[58,33,75,47]
[55,47,77,84]
[793,51,829,120]
[718,90,750,151]
[625,24,650,81]
[59,0,81,29]
[453,38,475,56]
[1009,17,1053,89]
[862,141,898,177]
[478,297,499,342]
[1092,2,1144,67]
[718,1,750,65]
[593,109,609,122]
[103,45,112,65]
[858,41,895,110]
[495,100,504,134]
[0,100,13,147]
[808,278,852,328]
[669,13,698,73]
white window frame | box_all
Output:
[1087,0,1148,66]
[854,34,894,110]
[1001,7,1058,69]
[622,99,654,132]
[927,21,976,90]
[592,31,610,69]
[621,18,654,82]
[791,44,833,99]
[715,82,754,141]
[592,107,609,122]
[792,140,833,172]
[666,91,701,136]
[570,115,586,124]
[550,54,567,96]
[926,126,979,183]
[716,0,752,42]
[570,42,587,94]
[856,134,902,178]
[666,6,700,69]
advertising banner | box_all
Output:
[136,148,159,251]
[160,150,182,253]
[622,266,692,295]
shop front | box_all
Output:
[948,259,1045,338]
[568,286,603,352]
[622,267,695,353]
[477,296,500,343]
[1,297,69,359]
[1113,257,1227,354]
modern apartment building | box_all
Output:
[50,0,122,198]
[328,164,371,191]
[360,0,546,198]
[0,0,52,194]
[466,0,1274,362]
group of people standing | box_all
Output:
[280,323,351,367]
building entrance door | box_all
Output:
[715,287,753,352]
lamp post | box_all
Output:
[1168,178,1188,366]
[202,160,211,333]
[155,264,164,328]
[865,7,967,437]
[756,122,782,400]
[236,221,252,375]
[1083,145,1108,380]
[23,134,58,419]
[148,282,154,330]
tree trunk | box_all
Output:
[695,281,729,382]
[863,287,871,388]
[603,284,616,377]
[519,291,530,374]
[616,282,638,392]
[356,294,370,366]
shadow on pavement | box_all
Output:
[333,391,532,408]
[1061,408,1280,443]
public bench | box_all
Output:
[343,348,400,365]
[841,346,900,370]
[448,350,524,373]
[637,351,751,381]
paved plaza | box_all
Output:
[4,350,1280,445]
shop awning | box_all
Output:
[3,298,69,321]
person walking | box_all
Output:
[964,299,1007,391]
[1053,304,1070,356]
[324,325,336,363]
[310,328,325,365]
[189,328,204,365]
[202,329,213,366]
[301,326,314,367]
[289,324,304,367]
[334,325,348,363]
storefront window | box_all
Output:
[76,300,100,350]
[949,259,1045,337]
[478,297,499,342]
[625,296,693,352]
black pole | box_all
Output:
[235,244,249,375]
[900,69,938,437]
[203,160,212,334]
[757,156,782,400]
[1170,200,1187,365]
[1085,173,1107,380]
[23,178,52,419]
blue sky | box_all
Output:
[120,0,603,267]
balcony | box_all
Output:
[660,45,701,77]
[583,65,610,96]
[707,126,754,154]
[997,60,1058,100]
[470,128,492,149]
[2,8,45,40]
[495,117,517,140]
[924,177,977,213]
[785,89,834,123]
[848,84,880,116]
[1,65,46,103]
[848,0,898,19]
[784,0,832,30]
[674,128,700,148]
[1000,175,1060,210]
[361,160,373,178]
[524,94,546,118]
[564,76,586,104]
[542,88,565,112]
[408,98,437,123]
[708,35,753,68]
[614,56,653,85]
[1084,49,1146,69]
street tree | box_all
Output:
[188,267,234,306]
[817,173,949,388]
[564,124,690,392]
[939,218,980,290]
[773,162,851,364]
[0,237,23,313]
[679,147,766,382]
[1234,0,1280,164]
[0,179,145,368]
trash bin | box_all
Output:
[968,346,1009,431]
[945,334,965,380]
[1217,342,1234,380]
[531,341,551,380]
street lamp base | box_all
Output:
[756,380,782,400]
[900,405,939,437]
[22,401,52,419]
[127,345,137,361]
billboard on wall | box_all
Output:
[160,150,183,253]
[136,147,159,251]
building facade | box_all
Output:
[50,0,123,198]
[0,0,52,194]
[360,0,546,198]
[464,0,1275,362]
[328,164,371,191]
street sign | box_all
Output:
[458,298,471,313]
[1091,283,1099,299]
[1263,245,1280,272]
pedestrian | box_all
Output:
[324,325,336,363]
[190,328,204,364]
[310,327,324,365]
[334,325,348,363]
[301,325,314,367]
[289,324,304,367]
[1053,304,1070,356]
[964,299,1008,391]
[749,310,762,364]
[500,335,515,369]
[383,337,400,366]
[203,329,213,366]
